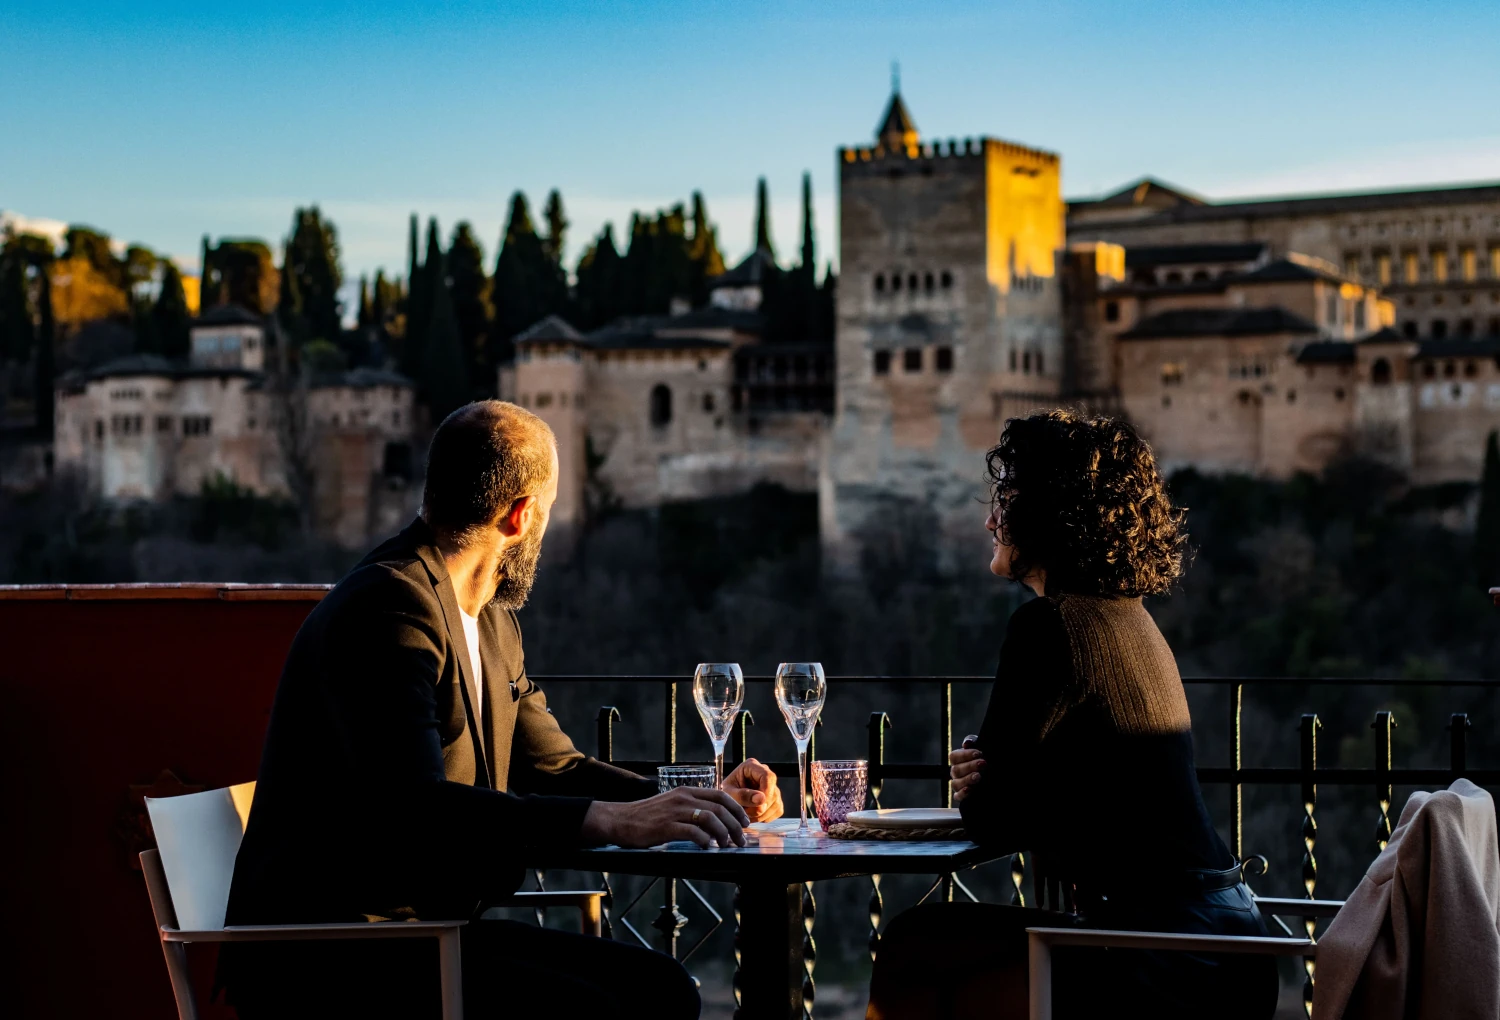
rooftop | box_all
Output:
[1124,242,1269,269]
[1120,306,1321,340]
[1070,176,1500,223]
[193,304,265,328]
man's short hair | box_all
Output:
[422,401,556,545]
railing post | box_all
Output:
[1009,853,1026,908]
[1299,713,1320,1018]
[866,712,889,962]
[1228,681,1243,861]
[596,705,620,764]
[801,881,817,1020]
[733,710,755,766]
[1450,713,1471,780]
[1372,711,1396,853]
[939,681,953,903]
[660,680,682,958]
[596,705,621,938]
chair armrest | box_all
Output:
[1025,927,1314,956]
[1252,897,1345,919]
[163,920,466,943]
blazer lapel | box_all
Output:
[413,527,493,789]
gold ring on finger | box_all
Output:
[691,808,702,822]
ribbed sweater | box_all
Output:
[959,593,1231,891]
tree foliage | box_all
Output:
[153,261,192,360]
[279,206,343,346]
[421,248,469,421]
[204,239,279,315]
[491,192,557,363]
[448,222,491,394]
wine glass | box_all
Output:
[693,663,744,790]
[774,662,827,835]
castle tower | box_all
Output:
[511,316,589,528]
[821,88,1067,571]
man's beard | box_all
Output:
[488,524,545,611]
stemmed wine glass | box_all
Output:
[774,662,827,835]
[693,663,745,790]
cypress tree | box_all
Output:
[687,192,725,307]
[372,268,389,332]
[281,206,343,345]
[491,193,551,363]
[1477,430,1500,590]
[448,222,491,393]
[402,213,429,381]
[0,239,33,364]
[754,177,775,260]
[574,224,622,330]
[34,265,55,440]
[799,172,815,279]
[421,250,469,421]
[356,276,372,329]
[154,261,191,359]
[199,234,215,310]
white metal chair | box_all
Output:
[141,782,605,1020]
[1025,896,1345,1020]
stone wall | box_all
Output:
[824,138,1067,569]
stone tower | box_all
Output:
[821,88,1067,571]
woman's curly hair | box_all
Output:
[986,409,1188,598]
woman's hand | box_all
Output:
[723,758,785,822]
[949,734,984,803]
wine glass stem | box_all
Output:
[797,743,809,831]
[713,743,726,790]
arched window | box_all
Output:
[924,272,935,292]
[875,273,885,293]
[908,273,919,292]
[1371,358,1392,386]
[940,270,953,289]
[650,384,672,427]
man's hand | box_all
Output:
[722,758,784,822]
[949,733,984,803]
[581,787,750,848]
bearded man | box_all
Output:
[222,401,783,1020]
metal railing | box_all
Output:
[531,674,1500,1019]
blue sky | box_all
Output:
[3,0,1499,287]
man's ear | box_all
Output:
[498,494,536,538]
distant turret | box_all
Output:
[875,88,919,155]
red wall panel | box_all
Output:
[0,585,326,1019]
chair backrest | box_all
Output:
[145,782,255,931]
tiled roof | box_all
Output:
[711,248,776,288]
[1119,306,1321,339]
[1414,337,1500,359]
[1124,242,1268,269]
[193,304,265,327]
[1069,177,1206,210]
[586,316,731,351]
[513,314,585,345]
[1233,255,1348,285]
[876,91,919,143]
[1295,341,1356,364]
[1072,179,1500,224]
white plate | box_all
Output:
[845,808,961,830]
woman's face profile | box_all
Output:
[985,505,1012,578]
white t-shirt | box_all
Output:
[459,609,483,727]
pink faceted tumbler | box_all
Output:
[811,759,868,828]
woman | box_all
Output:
[866,410,1278,1020]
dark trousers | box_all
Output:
[229,919,700,1020]
[867,887,1278,1020]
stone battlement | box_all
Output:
[839,136,1059,166]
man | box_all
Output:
[223,400,784,1019]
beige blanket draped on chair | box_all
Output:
[1313,778,1500,1020]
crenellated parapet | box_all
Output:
[839,136,1059,166]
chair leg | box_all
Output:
[1027,931,1052,1020]
[581,896,602,937]
[160,941,201,1020]
[438,927,464,1020]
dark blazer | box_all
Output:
[224,517,653,932]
